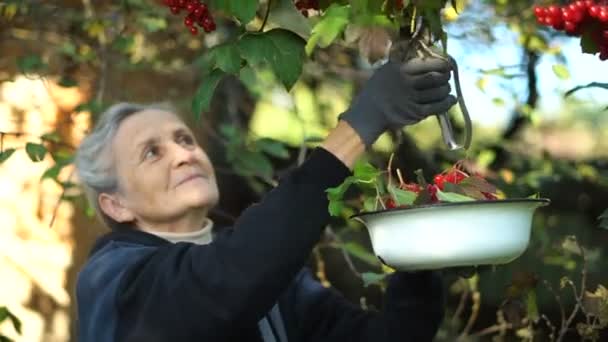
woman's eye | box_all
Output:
[178,134,195,145]
[143,146,159,160]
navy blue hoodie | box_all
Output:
[76,147,445,341]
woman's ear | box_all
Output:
[98,193,135,223]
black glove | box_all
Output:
[340,57,457,147]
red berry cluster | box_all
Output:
[533,1,608,60]
[162,0,216,35]
[294,0,319,17]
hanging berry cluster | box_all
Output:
[533,0,608,61]
[161,0,216,35]
[294,0,319,17]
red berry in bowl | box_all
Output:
[385,198,397,209]
[433,174,445,190]
[402,183,422,194]
[427,184,439,203]
[445,170,467,184]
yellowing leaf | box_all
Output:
[492,97,505,106]
[476,76,488,92]
[3,4,18,20]
[552,64,570,80]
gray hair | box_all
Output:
[74,102,177,229]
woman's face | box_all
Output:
[106,109,219,225]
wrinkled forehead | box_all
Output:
[114,109,191,151]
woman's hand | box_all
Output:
[340,57,457,148]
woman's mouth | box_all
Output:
[177,174,205,187]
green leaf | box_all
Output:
[342,242,379,266]
[444,182,486,200]
[326,177,354,200]
[17,55,46,74]
[305,4,349,55]
[209,43,243,74]
[389,185,417,205]
[0,148,16,164]
[361,272,388,287]
[210,0,258,24]
[459,176,497,194]
[413,187,432,205]
[526,289,539,323]
[255,138,290,159]
[436,190,475,202]
[25,142,47,162]
[75,100,104,115]
[0,307,21,335]
[353,161,380,181]
[580,29,599,54]
[41,164,63,182]
[239,29,305,90]
[552,64,570,80]
[492,97,505,106]
[328,199,345,216]
[59,42,78,57]
[192,68,226,119]
[422,6,445,42]
[266,0,312,39]
[363,196,377,212]
[238,65,260,92]
[565,82,608,98]
[138,16,167,32]
[598,209,608,230]
[40,132,61,143]
[58,76,78,87]
[0,307,7,322]
[414,169,427,187]
[112,36,134,53]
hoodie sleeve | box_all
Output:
[287,268,445,342]
[112,147,352,341]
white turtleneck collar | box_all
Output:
[151,218,214,245]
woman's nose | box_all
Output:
[170,142,197,167]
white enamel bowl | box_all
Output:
[352,198,550,271]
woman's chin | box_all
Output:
[184,191,219,210]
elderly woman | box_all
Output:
[75,57,456,342]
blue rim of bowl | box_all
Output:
[350,198,551,219]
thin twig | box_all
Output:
[258,0,272,32]
[49,167,74,229]
[387,153,394,187]
[544,280,566,331]
[541,314,557,341]
[469,322,512,338]
[459,291,481,339]
[556,241,589,342]
[451,279,469,327]
[396,168,405,187]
